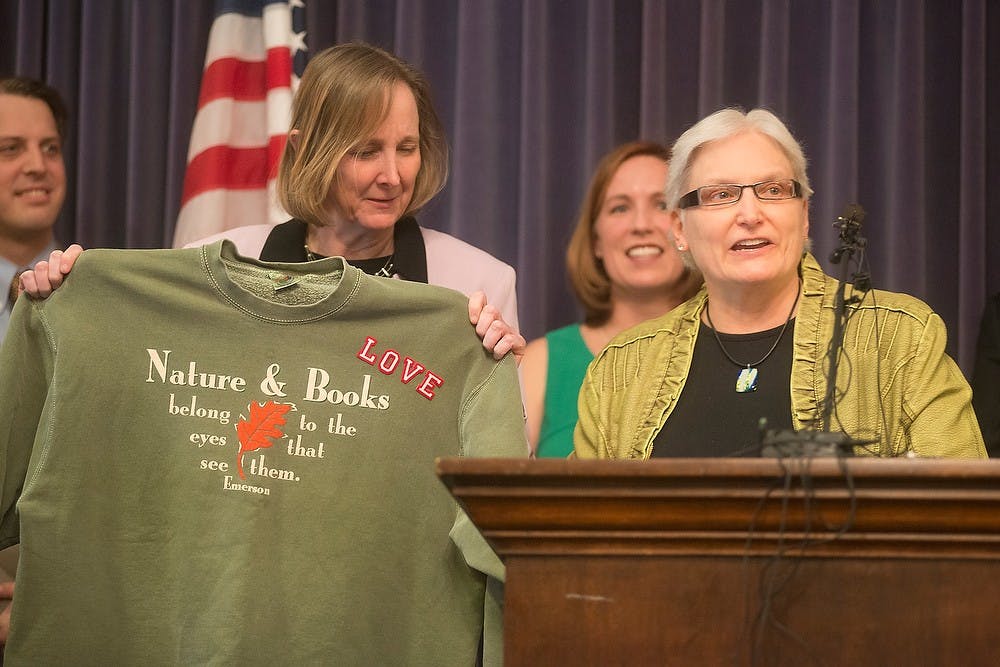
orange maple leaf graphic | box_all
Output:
[235,401,292,480]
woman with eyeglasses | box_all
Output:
[574,107,985,459]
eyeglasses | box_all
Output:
[677,179,803,209]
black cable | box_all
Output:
[744,445,860,665]
[739,467,787,667]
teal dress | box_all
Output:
[536,324,594,457]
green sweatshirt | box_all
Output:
[0,241,527,665]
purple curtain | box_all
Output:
[2,0,997,372]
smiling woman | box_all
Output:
[574,107,985,460]
[520,141,701,457]
[317,81,421,245]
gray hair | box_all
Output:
[665,107,813,211]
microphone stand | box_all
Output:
[821,205,866,431]
[761,205,873,458]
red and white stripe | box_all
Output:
[173,1,302,248]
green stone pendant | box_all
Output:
[736,366,758,393]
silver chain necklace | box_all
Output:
[304,244,395,277]
[704,281,801,393]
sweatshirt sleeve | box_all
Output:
[451,355,527,667]
[0,298,53,548]
[450,355,526,579]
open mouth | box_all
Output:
[732,238,770,251]
[15,187,54,203]
[626,245,663,258]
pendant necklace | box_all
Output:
[304,244,395,277]
[704,281,801,393]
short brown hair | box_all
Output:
[277,42,448,225]
[566,141,672,325]
[0,77,68,140]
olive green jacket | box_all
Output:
[575,253,986,459]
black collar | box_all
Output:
[259,218,429,283]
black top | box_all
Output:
[258,217,430,282]
[651,321,795,457]
[972,292,1000,456]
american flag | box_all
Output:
[172,0,307,248]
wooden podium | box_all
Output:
[437,457,1000,666]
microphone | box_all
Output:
[830,204,866,265]
[759,204,871,458]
